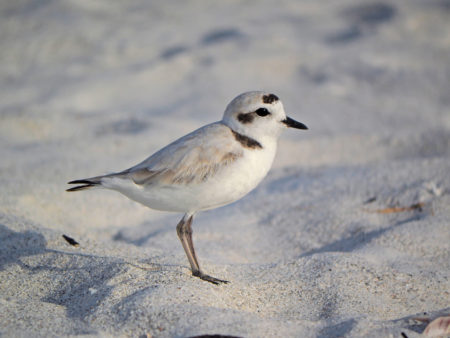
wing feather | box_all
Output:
[124,123,242,186]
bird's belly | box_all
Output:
[108,146,276,213]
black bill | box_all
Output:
[282,116,308,130]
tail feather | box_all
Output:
[68,179,97,185]
[66,184,96,192]
[66,177,103,192]
[66,171,129,192]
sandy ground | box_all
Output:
[0,0,449,337]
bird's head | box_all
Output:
[222,91,307,142]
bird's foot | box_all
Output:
[193,270,229,285]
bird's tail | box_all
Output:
[66,176,104,192]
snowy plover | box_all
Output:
[67,91,307,284]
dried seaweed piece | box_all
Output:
[364,202,426,214]
[62,234,79,247]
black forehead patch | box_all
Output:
[262,93,279,104]
[237,112,254,124]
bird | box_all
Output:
[67,91,308,284]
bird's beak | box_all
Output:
[282,116,308,130]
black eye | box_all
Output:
[255,107,270,117]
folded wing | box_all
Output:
[127,123,243,185]
[67,123,243,190]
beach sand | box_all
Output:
[1,0,449,336]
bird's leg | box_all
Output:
[176,214,200,274]
[176,214,228,285]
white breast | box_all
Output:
[194,139,277,211]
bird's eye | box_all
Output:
[255,107,270,117]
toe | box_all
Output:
[194,272,229,285]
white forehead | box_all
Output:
[223,91,283,117]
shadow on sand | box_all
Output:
[299,213,424,258]
[0,223,159,325]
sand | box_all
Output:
[0,0,449,337]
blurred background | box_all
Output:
[1,2,450,336]
[0,0,449,234]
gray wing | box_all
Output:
[126,123,243,185]
[67,123,243,190]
